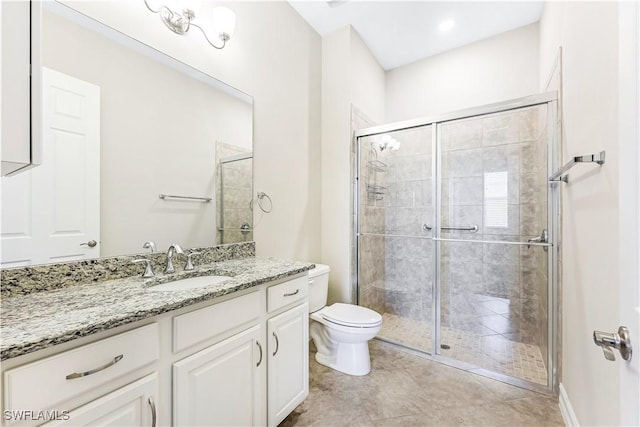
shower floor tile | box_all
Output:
[378,312,548,385]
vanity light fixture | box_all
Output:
[143,0,236,49]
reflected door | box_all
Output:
[1,68,100,266]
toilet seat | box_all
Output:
[320,303,382,328]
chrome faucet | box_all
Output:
[165,244,184,274]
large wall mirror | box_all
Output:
[0,1,253,267]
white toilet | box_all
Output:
[308,264,382,376]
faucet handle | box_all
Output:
[132,259,154,278]
[185,251,202,271]
[142,241,157,252]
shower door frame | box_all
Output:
[217,152,253,244]
[354,92,560,394]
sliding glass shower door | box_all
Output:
[436,104,553,386]
[355,94,558,392]
[357,125,434,351]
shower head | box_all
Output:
[375,134,400,152]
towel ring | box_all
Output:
[257,192,272,213]
[250,192,273,213]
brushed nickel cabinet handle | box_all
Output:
[65,354,124,380]
[272,332,279,356]
[256,341,263,367]
[283,289,299,297]
[148,396,157,427]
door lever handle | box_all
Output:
[593,326,632,362]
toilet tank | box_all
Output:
[308,264,330,313]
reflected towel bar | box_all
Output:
[159,194,212,202]
[548,151,605,183]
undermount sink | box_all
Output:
[148,275,232,291]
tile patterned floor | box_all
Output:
[280,340,564,427]
[378,312,548,385]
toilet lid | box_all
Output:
[321,303,382,327]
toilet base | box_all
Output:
[309,307,381,377]
[314,341,372,376]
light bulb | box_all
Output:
[212,7,236,40]
[439,19,455,32]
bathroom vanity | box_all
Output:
[1,250,312,427]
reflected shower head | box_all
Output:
[375,134,400,152]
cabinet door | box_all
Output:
[173,324,266,426]
[267,303,309,427]
[43,373,158,427]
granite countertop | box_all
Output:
[1,257,314,361]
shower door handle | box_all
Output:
[422,224,478,232]
[527,229,548,249]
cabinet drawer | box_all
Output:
[3,324,158,414]
[173,291,262,353]
[267,276,308,313]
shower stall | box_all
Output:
[216,152,253,244]
[354,93,559,393]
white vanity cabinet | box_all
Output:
[173,325,265,426]
[2,273,310,427]
[171,275,309,427]
[266,277,310,427]
[170,289,266,426]
[2,324,159,427]
[43,374,158,427]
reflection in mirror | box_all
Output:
[0,2,253,267]
[216,142,253,244]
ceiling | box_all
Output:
[288,1,544,70]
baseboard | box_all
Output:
[559,383,580,426]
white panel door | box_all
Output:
[1,67,100,266]
[43,374,158,427]
[173,324,266,427]
[267,303,309,427]
[0,171,35,266]
[618,2,640,424]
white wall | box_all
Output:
[386,23,540,122]
[539,2,621,425]
[350,30,386,125]
[321,26,385,304]
[59,0,322,261]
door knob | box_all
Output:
[80,240,98,248]
[593,326,632,361]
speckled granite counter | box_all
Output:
[1,257,314,360]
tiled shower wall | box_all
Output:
[382,126,433,323]
[353,106,385,312]
[216,142,253,245]
[357,105,549,369]
[358,124,435,325]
